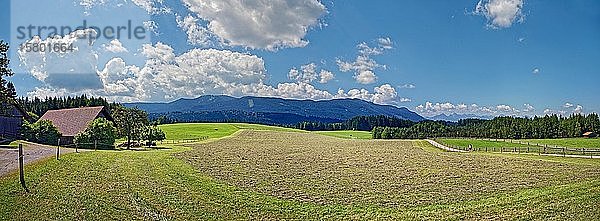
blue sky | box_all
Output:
[1,0,599,117]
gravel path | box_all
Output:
[425,139,467,152]
[0,142,79,177]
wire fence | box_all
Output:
[434,138,600,158]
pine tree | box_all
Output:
[0,40,15,105]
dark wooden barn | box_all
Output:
[0,101,30,144]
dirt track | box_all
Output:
[0,142,78,177]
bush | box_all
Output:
[74,118,117,149]
[21,120,62,145]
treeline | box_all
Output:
[16,95,121,118]
[148,110,342,126]
[295,115,415,131]
[373,114,600,139]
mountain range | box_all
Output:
[125,95,425,125]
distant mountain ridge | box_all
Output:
[125,95,425,124]
[428,113,493,122]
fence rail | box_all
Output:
[58,136,211,150]
[160,136,210,144]
[434,138,600,158]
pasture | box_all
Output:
[158,123,303,140]
[438,138,534,149]
[520,138,600,148]
[438,138,600,156]
[314,130,372,139]
[1,124,600,220]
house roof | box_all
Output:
[583,132,597,136]
[39,106,109,137]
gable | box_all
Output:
[39,106,107,137]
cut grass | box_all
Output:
[179,131,600,216]
[314,130,372,139]
[2,127,600,219]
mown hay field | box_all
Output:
[178,130,600,219]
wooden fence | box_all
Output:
[160,136,210,144]
[434,138,600,158]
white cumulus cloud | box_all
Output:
[319,70,335,84]
[176,15,217,47]
[289,63,334,84]
[181,0,327,50]
[416,101,522,116]
[574,105,584,114]
[103,39,128,53]
[475,0,524,29]
[337,38,393,84]
[400,84,416,89]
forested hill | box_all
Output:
[126,95,425,125]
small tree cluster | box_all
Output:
[112,106,166,149]
[142,125,166,147]
[75,118,117,149]
[21,120,62,145]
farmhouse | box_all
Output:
[39,106,113,145]
[583,132,598,138]
[0,100,30,143]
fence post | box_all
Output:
[94,140,97,151]
[75,143,78,153]
[56,138,60,160]
[563,147,566,157]
[18,144,29,193]
[544,144,547,154]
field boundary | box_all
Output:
[432,138,600,159]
